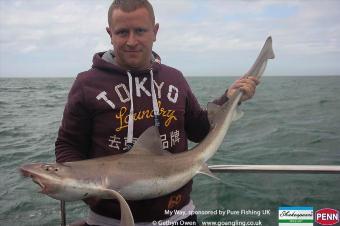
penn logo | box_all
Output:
[315,208,339,225]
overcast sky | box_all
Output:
[0,0,340,77]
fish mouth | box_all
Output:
[20,165,47,193]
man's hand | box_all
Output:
[226,76,260,102]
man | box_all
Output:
[55,0,259,225]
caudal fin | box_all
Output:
[244,36,275,80]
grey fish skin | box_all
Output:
[20,37,274,225]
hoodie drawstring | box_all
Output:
[126,71,134,151]
[150,69,160,127]
[125,69,160,151]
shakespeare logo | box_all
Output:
[279,206,313,226]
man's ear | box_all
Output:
[106,27,112,38]
[153,23,159,42]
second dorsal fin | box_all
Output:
[207,102,221,127]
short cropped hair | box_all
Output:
[108,0,155,27]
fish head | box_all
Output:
[20,163,66,197]
[20,162,105,201]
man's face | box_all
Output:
[107,7,159,71]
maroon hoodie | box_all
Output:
[55,51,228,222]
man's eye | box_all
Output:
[116,30,128,36]
[135,28,146,35]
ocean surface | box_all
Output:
[0,76,339,225]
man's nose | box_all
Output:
[126,32,137,47]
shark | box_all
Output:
[20,37,274,226]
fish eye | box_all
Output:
[43,165,57,172]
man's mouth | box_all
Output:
[124,49,142,53]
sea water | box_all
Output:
[0,76,339,225]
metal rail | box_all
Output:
[60,200,66,226]
[208,165,340,174]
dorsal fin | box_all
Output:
[207,102,221,127]
[207,102,243,126]
[128,126,170,155]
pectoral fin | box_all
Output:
[101,189,134,226]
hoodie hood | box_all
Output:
[91,50,162,75]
